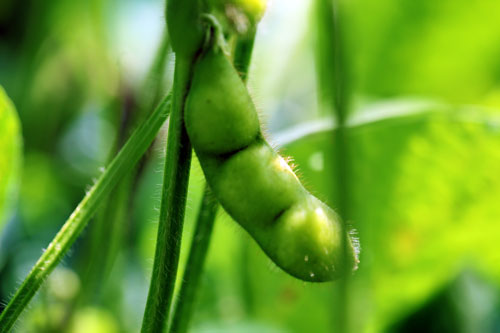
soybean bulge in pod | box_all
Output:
[185,47,358,282]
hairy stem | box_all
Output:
[141,56,195,333]
[0,93,172,332]
[167,186,218,333]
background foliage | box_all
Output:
[1,0,500,331]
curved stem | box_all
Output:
[0,93,172,333]
[141,56,195,333]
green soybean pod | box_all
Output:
[185,46,358,282]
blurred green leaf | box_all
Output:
[0,86,22,230]
[18,152,72,233]
[193,321,286,333]
[280,100,500,331]
[351,0,500,105]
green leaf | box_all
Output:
[351,0,500,105]
[281,101,500,331]
[0,86,22,230]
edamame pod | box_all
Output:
[185,46,358,282]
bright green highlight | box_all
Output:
[0,86,22,230]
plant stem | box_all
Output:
[141,56,194,333]
[167,186,218,333]
[314,0,352,332]
[233,28,257,82]
[0,93,172,333]
[167,31,258,333]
